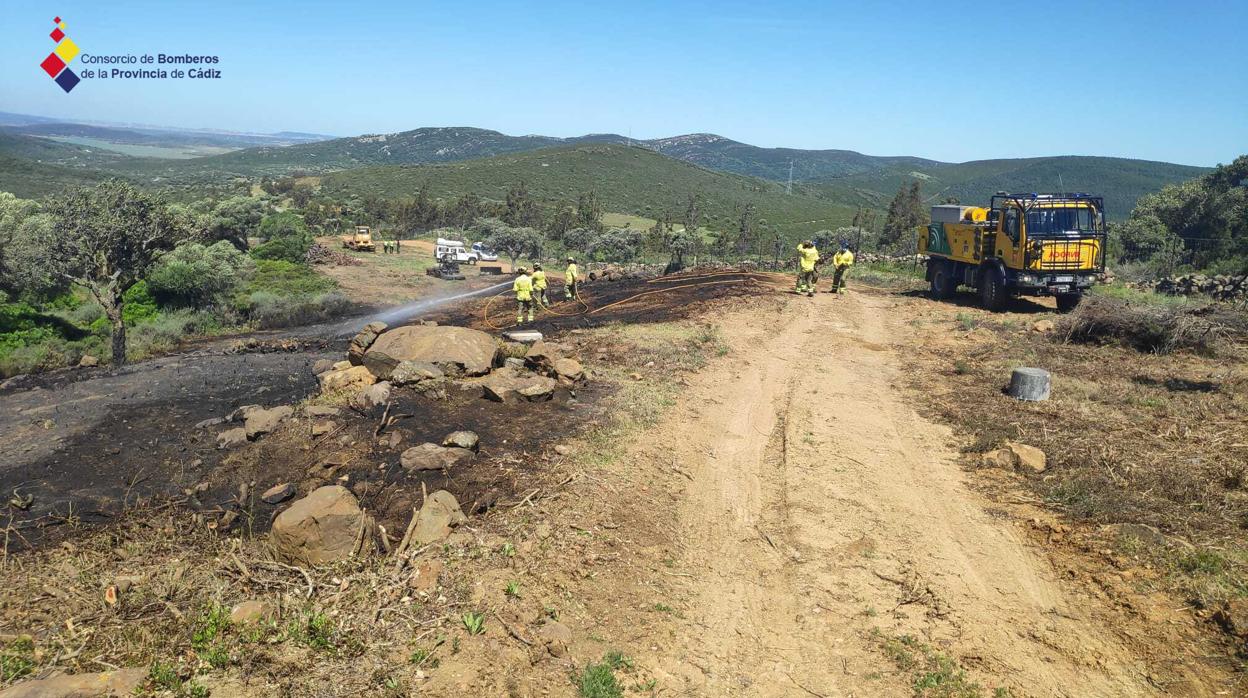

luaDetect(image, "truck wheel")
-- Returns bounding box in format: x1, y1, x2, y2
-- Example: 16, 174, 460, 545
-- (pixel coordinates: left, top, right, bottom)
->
929, 261, 956, 300
1055, 293, 1082, 313
979, 269, 1008, 311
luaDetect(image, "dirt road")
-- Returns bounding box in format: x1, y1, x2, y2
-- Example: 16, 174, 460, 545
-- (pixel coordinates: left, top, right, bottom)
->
633, 289, 1162, 696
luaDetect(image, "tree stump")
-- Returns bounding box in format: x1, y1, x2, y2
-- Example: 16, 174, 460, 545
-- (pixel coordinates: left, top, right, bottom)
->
1008, 367, 1051, 401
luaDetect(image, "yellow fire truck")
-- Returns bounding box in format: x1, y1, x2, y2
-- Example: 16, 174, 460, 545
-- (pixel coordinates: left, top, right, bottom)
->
918, 193, 1106, 311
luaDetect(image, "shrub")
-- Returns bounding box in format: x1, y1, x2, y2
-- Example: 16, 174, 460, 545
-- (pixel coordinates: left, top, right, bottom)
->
245, 259, 336, 296
1057, 295, 1231, 354
148, 240, 254, 307
245, 291, 351, 329
251, 234, 312, 263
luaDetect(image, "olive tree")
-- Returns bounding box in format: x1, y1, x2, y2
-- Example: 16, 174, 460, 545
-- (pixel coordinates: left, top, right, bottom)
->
474, 217, 545, 268
37, 180, 192, 366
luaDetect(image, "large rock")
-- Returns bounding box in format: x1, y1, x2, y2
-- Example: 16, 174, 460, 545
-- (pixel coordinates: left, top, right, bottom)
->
480, 369, 563, 404
349, 381, 391, 414
216, 427, 247, 450
348, 321, 388, 366
271, 486, 367, 566
524, 340, 562, 372
390, 360, 444, 386
245, 406, 294, 440
0, 669, 145, 697
363, 325, 499, 379
411, 490, 467, 546
553, 357, 584, 382
442, 430, 480, 452
400, 443, 475, 471
319, 365, 377, 392
982, 441, 1048, 473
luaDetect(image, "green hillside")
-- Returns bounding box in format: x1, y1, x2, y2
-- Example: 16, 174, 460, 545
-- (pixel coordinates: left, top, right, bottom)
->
318, 144, 858, 237
0, 153, 112, 198
647, 133, 942, 181
0, 133, 136, 169
808, 156, 1209, 219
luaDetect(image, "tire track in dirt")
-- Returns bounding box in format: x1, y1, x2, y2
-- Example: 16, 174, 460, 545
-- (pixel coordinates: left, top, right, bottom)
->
637, 289, 1157, 696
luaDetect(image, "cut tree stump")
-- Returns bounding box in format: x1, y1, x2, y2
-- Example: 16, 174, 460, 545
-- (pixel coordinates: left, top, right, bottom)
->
1008, 367, 1051, 401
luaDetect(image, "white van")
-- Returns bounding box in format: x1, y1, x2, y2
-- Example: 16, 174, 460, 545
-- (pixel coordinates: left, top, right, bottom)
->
434, 237, 479, 264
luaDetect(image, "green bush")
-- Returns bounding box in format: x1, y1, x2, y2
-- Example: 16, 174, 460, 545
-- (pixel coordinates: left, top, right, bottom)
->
148, 240, 254, 307
244, 259, 336, 296
245, 291, 351, 329
251, 211, 312, 263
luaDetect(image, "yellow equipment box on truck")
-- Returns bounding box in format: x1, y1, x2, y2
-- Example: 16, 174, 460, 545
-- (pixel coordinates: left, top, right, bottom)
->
918, 192, 1106, 312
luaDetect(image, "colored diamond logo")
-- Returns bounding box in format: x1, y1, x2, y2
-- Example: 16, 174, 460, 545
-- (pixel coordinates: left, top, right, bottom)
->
40, 52, 65, 77
50, 27, 64, 42
54, 68, 81, 93
54, 37, 79, 63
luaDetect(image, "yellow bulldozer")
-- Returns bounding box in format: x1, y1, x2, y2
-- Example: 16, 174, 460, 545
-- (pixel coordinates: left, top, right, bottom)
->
341, 225, 376, 252
918, 193, 1106, 312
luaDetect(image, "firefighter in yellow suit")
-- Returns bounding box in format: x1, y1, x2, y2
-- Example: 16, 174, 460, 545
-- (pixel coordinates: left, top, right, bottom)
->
513, 267, 534, 323
564, 258, 580, 300
531, 263, 549, 307
830, 244, 855, 294
795, 241, 819, 297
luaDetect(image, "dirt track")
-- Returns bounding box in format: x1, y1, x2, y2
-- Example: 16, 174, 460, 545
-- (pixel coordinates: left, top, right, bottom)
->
619, 289, 1175, 696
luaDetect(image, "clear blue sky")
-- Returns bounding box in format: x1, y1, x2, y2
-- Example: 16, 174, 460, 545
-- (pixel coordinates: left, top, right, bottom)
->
2, 0, 1244, 166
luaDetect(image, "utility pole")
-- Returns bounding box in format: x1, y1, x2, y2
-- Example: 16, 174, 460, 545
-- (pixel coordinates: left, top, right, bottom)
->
785, 159, 794, 196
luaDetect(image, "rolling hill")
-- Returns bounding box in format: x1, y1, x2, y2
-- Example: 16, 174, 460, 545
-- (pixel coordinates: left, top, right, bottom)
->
0, 153, 111, 198
318, 143, 859, 237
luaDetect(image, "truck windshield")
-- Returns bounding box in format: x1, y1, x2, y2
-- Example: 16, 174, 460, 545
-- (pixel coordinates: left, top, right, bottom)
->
1025, 207, 1101, 237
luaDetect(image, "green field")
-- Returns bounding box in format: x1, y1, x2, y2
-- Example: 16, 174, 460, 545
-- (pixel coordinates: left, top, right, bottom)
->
48, 136, 235, 160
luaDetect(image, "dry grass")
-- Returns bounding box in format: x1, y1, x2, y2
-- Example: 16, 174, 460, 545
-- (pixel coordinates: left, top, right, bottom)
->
910, 298, 1248, 632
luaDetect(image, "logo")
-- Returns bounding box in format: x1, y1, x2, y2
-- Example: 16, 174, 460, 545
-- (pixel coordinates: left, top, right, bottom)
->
40, 16, 81, 93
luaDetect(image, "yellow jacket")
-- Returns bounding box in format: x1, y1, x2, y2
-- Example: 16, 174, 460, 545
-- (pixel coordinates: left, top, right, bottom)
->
513, 274, 533, 301
833, 250, 854, 268
565, 264, 578, 284
532, 270, 547, 290
797, 245, 819, 272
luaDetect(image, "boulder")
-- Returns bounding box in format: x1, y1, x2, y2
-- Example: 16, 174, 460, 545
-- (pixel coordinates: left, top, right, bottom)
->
229, 600, 274, 625
363, 325, 499, 379
0, 669, 145, 697
304, 405, 341, 417
400, 443, 475, 471
411, 490, 467, 546
504, 357, 526, 370
195, 416, 226, 429
319, 365, 377, 392
1031, 319, 1056, 333
349, 381, 391, 414
311, 421, 337, 437
261, 483, 295, 504
216, 427, 247, 450
78, 354, 100, 368
311, 359, 335, 375
481, 369, 562, 404
348, 321, 388, 366
245, 406, 294, 440
982, 442, 1047, 473
227, 404, 262, 422
271, 486, 368, 566
442, 430, 480, 452
390, 360, 444, 386
553, 358, 584, 382
524, 340, 562, 372
502, 330, 544, 344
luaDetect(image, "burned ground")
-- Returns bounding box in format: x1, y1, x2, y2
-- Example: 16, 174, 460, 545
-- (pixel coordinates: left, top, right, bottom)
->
0, 270, 773, 553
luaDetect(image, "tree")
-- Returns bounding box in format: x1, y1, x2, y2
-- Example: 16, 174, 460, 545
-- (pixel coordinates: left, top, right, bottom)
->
147, 240, 255, 307
0, 193, 58, 296
562, 227, 596, 255
37, 180, 192, 366
546, 202, 576, 241
450, 193, 485, 229
474, 218, 545, 268
683, 193, 702, 240
204, 196, 267, 249
880, 181, 927, 252
251, 212, 312, 263
504, 181, 543, 229
734, 202, 756, 255
588, 228, 643, 262
664, 227, 702, 267
576, 190, 604, 232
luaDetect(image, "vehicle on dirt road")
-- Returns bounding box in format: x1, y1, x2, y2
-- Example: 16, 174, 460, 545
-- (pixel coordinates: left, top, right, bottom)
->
435, 237, 480, 264
342, 225, 377, 252
918, 193, 1106, 312
471, 242, 499, 262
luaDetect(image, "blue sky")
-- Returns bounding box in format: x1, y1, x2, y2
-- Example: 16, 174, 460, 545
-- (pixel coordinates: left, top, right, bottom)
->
1, 0, 1244, 165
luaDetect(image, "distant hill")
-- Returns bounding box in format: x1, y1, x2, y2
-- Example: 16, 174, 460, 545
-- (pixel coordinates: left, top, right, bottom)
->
0, 153, 111, 198
318, 143, 859, 237
0, 133, 136, 169
646, 133, 942, 181
805, 156, 1209, 219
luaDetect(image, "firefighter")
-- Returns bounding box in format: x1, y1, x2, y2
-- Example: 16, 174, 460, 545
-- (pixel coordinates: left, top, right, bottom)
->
795, 241, 819, 297
830, 242, 855, 294
564, 257, 580, 300
513, 267, 534, 324
531, 263, 549, 306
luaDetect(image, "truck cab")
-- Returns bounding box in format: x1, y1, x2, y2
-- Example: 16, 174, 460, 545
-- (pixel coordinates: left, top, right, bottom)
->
919, 193, 1106, 311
